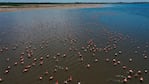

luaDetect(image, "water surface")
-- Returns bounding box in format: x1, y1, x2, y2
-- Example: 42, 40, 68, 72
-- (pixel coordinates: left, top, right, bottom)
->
0, 4, 149, 84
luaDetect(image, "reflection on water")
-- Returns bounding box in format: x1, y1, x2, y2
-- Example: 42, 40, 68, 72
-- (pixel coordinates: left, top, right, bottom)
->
0, 4, 149, 84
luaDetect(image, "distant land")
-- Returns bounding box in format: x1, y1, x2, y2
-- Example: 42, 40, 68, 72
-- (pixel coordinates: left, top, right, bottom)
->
0, 2, 148, 7
0, 2, 102, 12
0, 2, 148, 12
0, 2, 149, 5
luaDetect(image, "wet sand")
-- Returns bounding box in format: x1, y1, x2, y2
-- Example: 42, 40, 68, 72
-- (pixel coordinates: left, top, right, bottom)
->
0, 4, 102, 12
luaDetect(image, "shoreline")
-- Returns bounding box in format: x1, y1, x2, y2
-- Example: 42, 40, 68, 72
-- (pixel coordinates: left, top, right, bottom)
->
0, 4, 102, 12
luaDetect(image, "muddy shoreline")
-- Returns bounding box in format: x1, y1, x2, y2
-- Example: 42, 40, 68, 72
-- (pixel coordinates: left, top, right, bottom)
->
0, 4, 102, 12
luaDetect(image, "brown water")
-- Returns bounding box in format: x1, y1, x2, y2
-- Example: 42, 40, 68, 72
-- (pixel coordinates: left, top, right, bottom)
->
0, 4, 149, 84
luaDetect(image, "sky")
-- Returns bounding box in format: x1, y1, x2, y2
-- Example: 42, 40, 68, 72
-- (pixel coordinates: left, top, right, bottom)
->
0, 0, 149, 2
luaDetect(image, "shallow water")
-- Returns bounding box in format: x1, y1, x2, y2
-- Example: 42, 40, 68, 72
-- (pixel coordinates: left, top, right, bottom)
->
0, 4, 149, 84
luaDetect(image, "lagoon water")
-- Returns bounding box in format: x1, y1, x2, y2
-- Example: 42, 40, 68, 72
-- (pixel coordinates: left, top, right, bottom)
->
0, 4, 149, 84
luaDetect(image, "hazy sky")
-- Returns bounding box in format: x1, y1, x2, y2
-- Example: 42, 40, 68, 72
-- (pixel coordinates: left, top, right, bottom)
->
0, 0, 149, 2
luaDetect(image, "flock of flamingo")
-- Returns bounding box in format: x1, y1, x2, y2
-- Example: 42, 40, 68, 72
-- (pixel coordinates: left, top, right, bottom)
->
0, 28, 148, 84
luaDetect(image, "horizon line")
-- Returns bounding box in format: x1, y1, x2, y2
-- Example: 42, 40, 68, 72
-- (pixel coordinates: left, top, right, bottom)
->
0, 1, 149, 3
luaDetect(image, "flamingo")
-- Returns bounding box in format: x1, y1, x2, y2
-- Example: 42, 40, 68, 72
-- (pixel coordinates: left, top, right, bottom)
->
139, 77, 144, 82
68, 75, 72, 81
39, 76, 43, 80
0, 78, 3, 82
5, 70, 9, 74
123, 78, 128, 83
56, 80, 59, 84
49, 76, 53, 80
122, 65, 127, 69
144, 69, 148, 73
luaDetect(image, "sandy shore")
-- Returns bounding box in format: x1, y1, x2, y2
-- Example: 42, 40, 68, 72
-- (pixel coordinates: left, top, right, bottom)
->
0, 4, 102, 12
